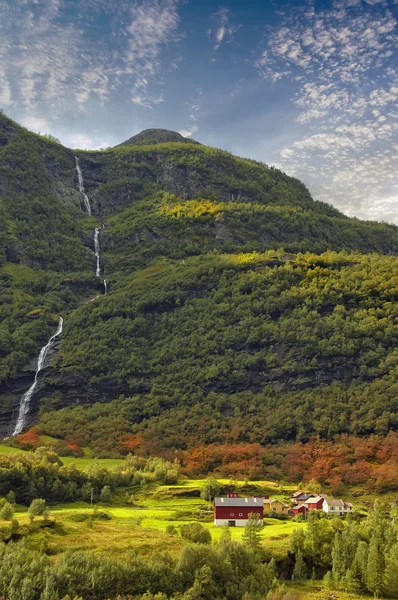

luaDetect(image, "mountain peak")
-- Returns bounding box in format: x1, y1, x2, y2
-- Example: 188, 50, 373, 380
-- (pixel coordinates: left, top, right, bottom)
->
116, 128, 200, 148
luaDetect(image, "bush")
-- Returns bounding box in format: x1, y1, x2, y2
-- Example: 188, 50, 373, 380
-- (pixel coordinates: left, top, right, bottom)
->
179, 522, 211, 544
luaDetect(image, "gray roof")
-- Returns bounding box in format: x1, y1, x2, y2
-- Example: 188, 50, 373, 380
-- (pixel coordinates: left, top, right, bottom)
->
325, 498, 345, 507
214, 497, 264, 507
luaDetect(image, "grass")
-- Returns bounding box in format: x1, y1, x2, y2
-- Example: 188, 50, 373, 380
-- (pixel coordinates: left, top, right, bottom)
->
0, 444, 21, 455
288, 581, 397, 600
60, 456, 124, 468
9, 483, 306, 560
0, 444, 124, 468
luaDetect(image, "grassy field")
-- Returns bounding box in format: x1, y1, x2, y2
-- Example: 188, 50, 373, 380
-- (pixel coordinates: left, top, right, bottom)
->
10, 492, 306, 559
0, 444, 124, 469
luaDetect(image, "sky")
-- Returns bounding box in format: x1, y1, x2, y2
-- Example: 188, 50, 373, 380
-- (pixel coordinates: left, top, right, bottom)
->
0, 0, 397, 224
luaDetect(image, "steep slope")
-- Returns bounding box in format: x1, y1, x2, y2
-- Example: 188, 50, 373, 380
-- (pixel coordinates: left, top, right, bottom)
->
38, 250, 398, 454
0, 112, 397, 447
0, 115, 99, 433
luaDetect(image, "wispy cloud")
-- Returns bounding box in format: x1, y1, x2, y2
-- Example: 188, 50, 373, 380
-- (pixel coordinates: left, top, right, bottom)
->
209, 8, 240, 51
126, 0, 181, 107
0, 0, 182, 118
255, 0, 398, 223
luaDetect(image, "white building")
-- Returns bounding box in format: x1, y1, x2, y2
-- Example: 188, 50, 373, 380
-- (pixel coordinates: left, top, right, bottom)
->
322, 498, 353, 515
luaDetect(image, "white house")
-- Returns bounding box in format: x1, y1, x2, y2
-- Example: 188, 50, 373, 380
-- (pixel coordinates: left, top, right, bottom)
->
322, 498, 353, 515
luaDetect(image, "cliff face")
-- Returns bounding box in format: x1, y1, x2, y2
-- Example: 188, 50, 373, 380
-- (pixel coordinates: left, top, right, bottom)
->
1, 114, 398, 443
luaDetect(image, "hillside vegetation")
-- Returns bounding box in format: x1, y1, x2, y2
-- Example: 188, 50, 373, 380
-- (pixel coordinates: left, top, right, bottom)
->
0, 112, 397, 467
38, 251, 398, 453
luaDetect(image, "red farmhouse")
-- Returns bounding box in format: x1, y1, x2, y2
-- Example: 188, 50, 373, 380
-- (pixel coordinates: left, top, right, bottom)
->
214, 497, 264, 527
291, 504, 308, 516
305, 496, 324, 510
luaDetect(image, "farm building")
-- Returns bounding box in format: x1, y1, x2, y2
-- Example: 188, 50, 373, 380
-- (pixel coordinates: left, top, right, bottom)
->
264, 498, 290, 514
303, 496, 325, 510
291, 492, 315, 505
323, 498, 353, 515
290, 504, 308, 516
214, 497, 264, 526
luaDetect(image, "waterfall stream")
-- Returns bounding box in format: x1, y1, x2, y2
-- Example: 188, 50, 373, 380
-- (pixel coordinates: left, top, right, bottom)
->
12, 317, 63, 437
94, 228, 101, 277
74, 159, 108, 292
75, 156, 92, 215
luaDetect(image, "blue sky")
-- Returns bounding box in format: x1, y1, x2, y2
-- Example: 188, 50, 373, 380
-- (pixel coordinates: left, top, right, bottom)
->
0, 0, 397, 223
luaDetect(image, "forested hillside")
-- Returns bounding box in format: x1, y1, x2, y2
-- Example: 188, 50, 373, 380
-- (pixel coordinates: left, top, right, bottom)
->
0, 112, 397, 464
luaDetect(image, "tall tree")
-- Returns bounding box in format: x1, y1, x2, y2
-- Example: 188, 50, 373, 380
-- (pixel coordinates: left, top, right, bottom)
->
293, 550, 307, 581
242, 512, 263, 552
366, 532, 385, 597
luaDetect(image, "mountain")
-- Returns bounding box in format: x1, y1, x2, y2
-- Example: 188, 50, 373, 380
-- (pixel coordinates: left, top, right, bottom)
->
0, 112, 397, 454
116, 128, 201, 147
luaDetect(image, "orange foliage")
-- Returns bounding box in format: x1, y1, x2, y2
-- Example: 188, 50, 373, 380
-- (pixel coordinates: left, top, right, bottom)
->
181, 432, 398, 493
119, 434, 145, 454
13, 428, 41, 450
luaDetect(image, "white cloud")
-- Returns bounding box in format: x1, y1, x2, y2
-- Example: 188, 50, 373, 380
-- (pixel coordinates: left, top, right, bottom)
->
255, 0, 398, 223
20, 115, 51, 133
178, 121, 198, 138
126, 0, 181, 104
0, 0, 182, 117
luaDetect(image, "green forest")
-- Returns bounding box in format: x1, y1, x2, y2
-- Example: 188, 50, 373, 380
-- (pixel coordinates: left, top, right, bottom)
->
0, 112, 397, 463
37, 250, 398, 454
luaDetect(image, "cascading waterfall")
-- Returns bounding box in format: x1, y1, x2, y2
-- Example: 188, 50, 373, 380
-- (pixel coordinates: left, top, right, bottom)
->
75, 156, 92, 216
12, 317, 63, 437
74, 159, 108, 293
94, 228, 101, 277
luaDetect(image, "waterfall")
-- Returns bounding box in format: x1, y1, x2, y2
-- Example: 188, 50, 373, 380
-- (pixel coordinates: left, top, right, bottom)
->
74, 160, 108, 293
75, 156, 91, 216
12, 317, 63, 437
94, 228, 101, 277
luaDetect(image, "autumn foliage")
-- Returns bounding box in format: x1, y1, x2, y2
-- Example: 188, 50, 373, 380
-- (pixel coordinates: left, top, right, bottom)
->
181, 432, 398, 492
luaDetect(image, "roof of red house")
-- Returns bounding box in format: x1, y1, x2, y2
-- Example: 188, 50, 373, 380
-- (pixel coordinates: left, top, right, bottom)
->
305, 496, 324, 503
295, 493, 315, 501
292, 503, 308, 510
214, 497, 264, 507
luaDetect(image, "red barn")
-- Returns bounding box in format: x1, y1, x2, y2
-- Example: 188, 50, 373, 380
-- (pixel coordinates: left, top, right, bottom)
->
214, 497, 264, 526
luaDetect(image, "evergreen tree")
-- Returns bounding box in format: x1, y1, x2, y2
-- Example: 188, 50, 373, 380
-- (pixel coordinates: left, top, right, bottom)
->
331, 532, 345, 584
0, 501, 14, 521
242, 512, 263, 552
323, 571, 333, 590
352, 541, 368, 588
366, 533, 385, 597
100, 485, 112, 503
5, 491, 15, 505
342, 568, 361, 593
293, 549, 307, 581
383, 543, 398, 599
